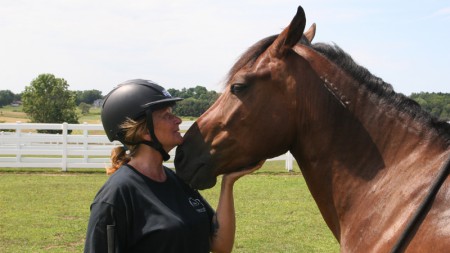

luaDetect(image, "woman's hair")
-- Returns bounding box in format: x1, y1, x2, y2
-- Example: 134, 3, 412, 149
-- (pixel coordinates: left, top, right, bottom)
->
106, 117, 148, 175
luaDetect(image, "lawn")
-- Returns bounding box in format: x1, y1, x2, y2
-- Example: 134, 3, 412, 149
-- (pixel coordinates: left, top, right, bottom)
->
0, 105, 196, 124
0, 105, 29, 123
0, 164, 339, 253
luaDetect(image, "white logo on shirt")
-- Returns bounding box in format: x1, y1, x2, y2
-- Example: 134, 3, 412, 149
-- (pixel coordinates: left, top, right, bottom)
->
188, 197, 206, 213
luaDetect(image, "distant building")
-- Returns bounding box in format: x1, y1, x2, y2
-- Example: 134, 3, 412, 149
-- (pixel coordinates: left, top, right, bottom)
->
10, 101, 22, 107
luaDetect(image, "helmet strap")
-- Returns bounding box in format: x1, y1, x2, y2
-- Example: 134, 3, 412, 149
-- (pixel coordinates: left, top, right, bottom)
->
144, 109, 171, 161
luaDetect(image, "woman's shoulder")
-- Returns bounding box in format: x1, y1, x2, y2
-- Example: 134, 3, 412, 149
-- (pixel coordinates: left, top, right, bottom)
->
93, 165, 141, 203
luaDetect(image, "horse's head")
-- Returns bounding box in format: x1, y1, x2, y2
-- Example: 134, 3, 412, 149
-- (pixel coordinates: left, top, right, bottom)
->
175, 6, 316, 189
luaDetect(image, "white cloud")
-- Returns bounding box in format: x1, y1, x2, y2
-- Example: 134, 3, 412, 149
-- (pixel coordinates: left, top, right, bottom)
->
431, 7, 450, 18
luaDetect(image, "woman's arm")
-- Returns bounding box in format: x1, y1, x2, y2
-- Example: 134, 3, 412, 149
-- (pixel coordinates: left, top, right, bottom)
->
209, 161, 265, 253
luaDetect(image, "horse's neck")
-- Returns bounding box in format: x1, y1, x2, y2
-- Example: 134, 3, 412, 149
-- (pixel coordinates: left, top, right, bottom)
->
290, 48, 449, 247
292, 85, 448, 248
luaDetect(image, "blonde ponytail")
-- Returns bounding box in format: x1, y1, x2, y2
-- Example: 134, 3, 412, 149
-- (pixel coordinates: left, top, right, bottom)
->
106, 117, 147, 175
106, 146, 130, 175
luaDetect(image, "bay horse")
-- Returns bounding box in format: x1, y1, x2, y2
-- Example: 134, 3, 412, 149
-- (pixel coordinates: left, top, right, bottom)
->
175, 6, 450, 252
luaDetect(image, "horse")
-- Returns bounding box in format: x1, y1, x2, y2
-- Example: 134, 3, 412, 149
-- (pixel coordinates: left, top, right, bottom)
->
174, 6, 450, 252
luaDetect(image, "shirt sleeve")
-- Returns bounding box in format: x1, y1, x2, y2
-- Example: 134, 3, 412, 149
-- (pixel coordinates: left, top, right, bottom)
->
84, 202, 127, 253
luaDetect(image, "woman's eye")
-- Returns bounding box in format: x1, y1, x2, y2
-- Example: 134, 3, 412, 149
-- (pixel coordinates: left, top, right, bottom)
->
167, 114, 176, 120
230, 83, 248, 94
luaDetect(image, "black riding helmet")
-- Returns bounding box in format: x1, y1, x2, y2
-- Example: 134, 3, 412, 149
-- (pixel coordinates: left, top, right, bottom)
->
101, 79, 183, 161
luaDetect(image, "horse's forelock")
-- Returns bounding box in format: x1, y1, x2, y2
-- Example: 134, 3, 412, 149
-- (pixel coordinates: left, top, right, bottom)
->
224, 34, 314, 89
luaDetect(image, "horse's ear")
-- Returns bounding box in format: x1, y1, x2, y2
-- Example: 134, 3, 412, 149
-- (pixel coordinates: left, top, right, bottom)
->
304, 23, 316, 43
270, 6, 306, 57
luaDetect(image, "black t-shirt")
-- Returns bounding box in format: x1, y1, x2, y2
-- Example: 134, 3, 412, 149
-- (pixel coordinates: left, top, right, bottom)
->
84, 165, 215, 253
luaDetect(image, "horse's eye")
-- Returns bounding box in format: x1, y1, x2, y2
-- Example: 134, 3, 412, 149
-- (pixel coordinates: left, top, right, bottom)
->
230, 83, 248, 94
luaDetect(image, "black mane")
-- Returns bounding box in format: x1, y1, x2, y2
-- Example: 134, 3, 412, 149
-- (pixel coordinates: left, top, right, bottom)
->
312, 43, 450, 144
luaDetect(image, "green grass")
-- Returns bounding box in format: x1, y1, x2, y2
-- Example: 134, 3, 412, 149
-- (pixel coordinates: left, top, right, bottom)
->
0, 173, 105, 252
0, 105, 28, 123
78, 107, 102, 124
206, 174, 339, 252
0, 105, 104, 124
0, 105, 198, 124
0, 162, 339, 253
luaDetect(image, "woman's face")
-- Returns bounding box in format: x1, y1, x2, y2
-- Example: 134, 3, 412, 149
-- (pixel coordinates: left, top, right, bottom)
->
152, 107, 183, 152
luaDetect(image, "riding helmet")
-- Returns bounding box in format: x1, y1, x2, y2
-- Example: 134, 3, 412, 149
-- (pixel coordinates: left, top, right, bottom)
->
101, 79, 183, 159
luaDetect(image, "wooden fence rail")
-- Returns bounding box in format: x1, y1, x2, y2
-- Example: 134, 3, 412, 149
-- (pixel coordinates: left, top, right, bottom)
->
0, 122, 293, 171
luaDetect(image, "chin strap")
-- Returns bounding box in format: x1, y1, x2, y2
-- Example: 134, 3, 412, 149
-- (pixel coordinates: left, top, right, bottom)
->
139, 140, 170, 161
144, 109, 170, 161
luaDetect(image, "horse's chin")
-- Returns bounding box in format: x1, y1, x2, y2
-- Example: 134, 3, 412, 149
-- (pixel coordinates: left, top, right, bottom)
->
187, 165, 217, 190
175, 160, 217, 190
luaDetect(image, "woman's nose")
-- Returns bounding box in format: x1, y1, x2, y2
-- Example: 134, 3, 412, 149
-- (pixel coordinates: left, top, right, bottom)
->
175, 116, 182, 125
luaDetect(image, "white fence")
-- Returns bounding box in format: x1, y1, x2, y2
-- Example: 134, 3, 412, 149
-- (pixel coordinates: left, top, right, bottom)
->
0, 122, 294, 171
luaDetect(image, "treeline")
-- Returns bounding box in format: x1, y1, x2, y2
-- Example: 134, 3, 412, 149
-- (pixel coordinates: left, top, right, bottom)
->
1, 74, 448, 121
0, 90, 21, 107
168, 86, 219, 117
0, 84, 219, 118
410, 92, 450, 121
0, 74, 222, 133
0, 73, 220, 119
0, 89, 103, 107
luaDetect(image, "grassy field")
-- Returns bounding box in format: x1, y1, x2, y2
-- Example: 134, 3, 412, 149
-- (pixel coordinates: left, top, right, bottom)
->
0, 162, 339, 253
0, 105, 29, 123
0, 105, 103, 124
0, 105, 197, 124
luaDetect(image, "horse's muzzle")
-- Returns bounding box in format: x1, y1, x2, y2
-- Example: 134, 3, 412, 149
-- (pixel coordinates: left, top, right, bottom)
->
174, 143, 217, 190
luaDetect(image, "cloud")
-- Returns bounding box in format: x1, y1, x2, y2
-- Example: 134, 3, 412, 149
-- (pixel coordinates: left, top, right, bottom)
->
432, 7, 450, 18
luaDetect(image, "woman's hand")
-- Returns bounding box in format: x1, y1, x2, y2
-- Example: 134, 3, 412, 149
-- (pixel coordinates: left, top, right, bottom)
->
222, 160, 265, 185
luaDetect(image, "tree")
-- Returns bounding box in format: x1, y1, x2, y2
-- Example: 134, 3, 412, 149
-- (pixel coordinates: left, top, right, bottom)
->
22, 74, 78, 129
168, 86, 220, 117
79, 102, 91, 115
75, 89, 103, 105
0, 90, 15, 107
410, 92, 450, 121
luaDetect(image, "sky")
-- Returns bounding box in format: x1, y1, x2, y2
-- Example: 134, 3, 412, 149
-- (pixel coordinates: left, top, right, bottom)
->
1, 0, 449, 96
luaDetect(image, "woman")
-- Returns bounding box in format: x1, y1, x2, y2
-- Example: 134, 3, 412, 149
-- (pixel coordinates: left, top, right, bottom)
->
84, 79, 261, 253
